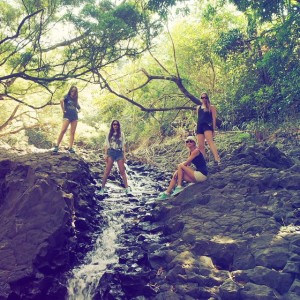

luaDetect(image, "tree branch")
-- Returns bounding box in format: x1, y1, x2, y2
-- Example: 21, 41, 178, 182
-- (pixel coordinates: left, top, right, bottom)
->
100, 72, 195, 112
0, 105, 20, 131
166, 23, 180, 77
128, 68, 201, 105
0, 9, 44, 46
0, 124, 40, 137
41, 30, 91, 52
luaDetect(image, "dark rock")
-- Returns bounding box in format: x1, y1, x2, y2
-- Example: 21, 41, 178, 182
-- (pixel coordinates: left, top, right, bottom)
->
240, 282, 279, 299
219, 279, 241, 300
0, 151, 99, 299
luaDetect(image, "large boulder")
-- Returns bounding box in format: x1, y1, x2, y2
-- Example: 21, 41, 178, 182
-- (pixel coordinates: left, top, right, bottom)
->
0, 151, 97, 300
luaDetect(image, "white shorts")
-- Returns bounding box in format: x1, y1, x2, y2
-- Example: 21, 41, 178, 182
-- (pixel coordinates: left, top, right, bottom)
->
194, 171, 207, 182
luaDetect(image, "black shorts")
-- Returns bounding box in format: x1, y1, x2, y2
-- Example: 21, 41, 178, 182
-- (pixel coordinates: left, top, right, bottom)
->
196, 123, 213, 134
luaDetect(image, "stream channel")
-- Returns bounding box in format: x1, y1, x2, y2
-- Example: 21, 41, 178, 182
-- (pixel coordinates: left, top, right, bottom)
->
66, 161, 166, 300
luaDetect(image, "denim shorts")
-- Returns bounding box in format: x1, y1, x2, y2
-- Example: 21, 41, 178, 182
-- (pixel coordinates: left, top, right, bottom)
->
108, 149, 124, 161
63, 111, 78, 122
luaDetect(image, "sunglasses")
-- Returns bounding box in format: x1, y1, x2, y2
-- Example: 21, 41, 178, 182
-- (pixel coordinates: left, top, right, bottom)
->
113, 123, 119, 126
186, 140, 194, 143
201, 96, 208, 99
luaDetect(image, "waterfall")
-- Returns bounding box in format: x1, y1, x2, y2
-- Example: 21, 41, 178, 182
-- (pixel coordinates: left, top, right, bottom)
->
67, 189, 125, 300
67, 164, 159, 299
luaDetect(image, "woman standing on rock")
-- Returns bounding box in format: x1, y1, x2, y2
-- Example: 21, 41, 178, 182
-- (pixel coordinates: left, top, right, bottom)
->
158, 136, 208, 200
52, 86, 80, 154
99, 120, 132, 195
196, 92, 221, 165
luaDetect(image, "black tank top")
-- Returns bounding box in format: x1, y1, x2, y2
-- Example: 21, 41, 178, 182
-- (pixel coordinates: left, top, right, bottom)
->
191, 151, 208, 176
197, 106, 212, 125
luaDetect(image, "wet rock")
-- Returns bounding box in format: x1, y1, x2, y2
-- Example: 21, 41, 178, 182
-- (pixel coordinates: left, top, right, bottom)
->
240, 282, 279, 299
140, 144, 300, 300
1, 142, 299, 300
219, 279, 241, 300
0, 151, 99, 299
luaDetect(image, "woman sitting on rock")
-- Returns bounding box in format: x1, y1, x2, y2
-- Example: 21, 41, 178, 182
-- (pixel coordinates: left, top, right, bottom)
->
158, 136, 208, 200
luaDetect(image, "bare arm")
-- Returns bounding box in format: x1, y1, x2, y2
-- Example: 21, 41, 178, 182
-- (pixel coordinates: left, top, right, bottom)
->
60, 99, 65, 112
122, 132, 126, 161
211, 105, 217, 131
104, 145, 108, 162
182, 148, 201, 166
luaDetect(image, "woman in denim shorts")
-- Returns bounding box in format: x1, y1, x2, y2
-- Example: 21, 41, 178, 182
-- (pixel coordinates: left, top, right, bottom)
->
99, 120, 131, 195
52, 86, 80, 154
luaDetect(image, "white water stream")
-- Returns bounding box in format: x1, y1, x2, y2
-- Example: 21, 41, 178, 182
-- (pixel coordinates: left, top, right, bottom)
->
67, 165, 159, 300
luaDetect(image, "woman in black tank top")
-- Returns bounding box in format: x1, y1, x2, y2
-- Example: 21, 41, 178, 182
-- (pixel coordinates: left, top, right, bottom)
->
157, 136, 208, 200
196, 92, 221, 165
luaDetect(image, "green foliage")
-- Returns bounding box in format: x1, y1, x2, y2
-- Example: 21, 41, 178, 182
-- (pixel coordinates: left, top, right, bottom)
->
1, 0, 299, 150
229, 0, 287, 22
147, 0, 188, 17
236, 131, 252, 143
214, 29, 245, 59
25, 128, 52, 148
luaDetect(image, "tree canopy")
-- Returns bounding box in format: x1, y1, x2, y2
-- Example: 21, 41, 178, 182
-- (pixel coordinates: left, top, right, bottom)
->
0, 0, 299, 146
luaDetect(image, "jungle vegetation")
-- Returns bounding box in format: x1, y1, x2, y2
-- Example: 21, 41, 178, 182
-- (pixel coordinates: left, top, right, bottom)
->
0, 0, 299, 149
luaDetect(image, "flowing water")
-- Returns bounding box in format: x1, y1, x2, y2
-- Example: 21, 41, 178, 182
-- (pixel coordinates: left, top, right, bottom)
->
67, 164, 160, 300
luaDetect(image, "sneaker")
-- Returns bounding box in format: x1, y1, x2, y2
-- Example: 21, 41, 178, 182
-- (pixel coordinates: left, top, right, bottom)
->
98, 187, 108, 196
171, 186, 184, 196
52, 146, 59, 153
214, 160, 221, 166
157, 192, 170, 200
68, 148, 75, 153
125, 186, 132, 195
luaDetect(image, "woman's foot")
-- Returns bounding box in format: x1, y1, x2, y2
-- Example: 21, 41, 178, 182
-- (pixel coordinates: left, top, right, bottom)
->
172, 186, 184, 196
125, 186, 132, 195
52, 146, 59, 153
68, 148, 75, 153
157, 192, 170, 200
98, 187, 108, 195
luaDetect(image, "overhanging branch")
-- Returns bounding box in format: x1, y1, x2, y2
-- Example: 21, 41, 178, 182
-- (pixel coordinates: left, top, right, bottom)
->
0, 9, 43, 46
100, 73, 195, 112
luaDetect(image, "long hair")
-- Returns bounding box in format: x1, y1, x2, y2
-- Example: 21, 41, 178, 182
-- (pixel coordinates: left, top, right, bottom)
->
201, 92, 211, 112
108, 120, 121, 141
67, 86, 78, 106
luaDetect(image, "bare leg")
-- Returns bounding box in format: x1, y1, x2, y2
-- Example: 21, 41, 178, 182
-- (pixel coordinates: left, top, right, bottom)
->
69, 120, 78, 149
196, 134, 206, 159
177, 164, 197, 186
166, 171, 179, 194
116, 159, 128, 188
56, 119, 70, 146
101, 157, 114, 188
204, 130, 220, 162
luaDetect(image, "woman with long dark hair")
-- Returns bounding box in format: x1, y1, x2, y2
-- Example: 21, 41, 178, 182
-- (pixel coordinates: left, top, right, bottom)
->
196, 92, 221, 165
99, 120, 131, 195
53, 86, 80, 153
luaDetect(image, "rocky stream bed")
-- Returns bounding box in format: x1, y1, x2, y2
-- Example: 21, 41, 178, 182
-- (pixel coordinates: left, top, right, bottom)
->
0, 141, 300, 300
